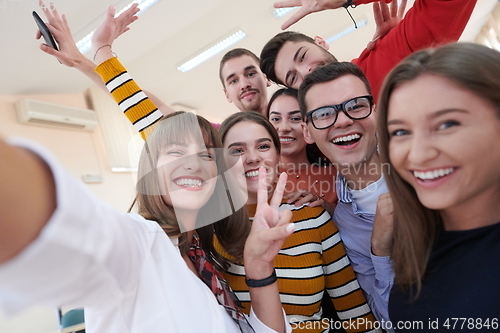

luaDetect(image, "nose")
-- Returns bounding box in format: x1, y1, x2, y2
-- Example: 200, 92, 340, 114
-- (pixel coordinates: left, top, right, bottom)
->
183, 153, 202, 172
407, 134, 438, 165
239, 75, 251, 90
333, 109, 354, 129
244, 148, 261, 165
277, 118, 291, 133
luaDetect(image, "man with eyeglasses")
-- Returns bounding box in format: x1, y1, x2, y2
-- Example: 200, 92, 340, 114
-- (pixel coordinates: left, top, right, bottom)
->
298, 61, 394, 328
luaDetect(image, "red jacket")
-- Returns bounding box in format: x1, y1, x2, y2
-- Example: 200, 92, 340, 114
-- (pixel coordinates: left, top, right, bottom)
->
352, 0, 477, 99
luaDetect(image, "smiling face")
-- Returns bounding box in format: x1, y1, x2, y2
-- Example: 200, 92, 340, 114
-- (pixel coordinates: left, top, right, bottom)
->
222, 55, 270, 114
268, 94, 307, 158
275, 41, 336, 89
223, 121, 280, 204
388, 74, 500, 215
303, 74, 378, 172
156, 137, 218, 217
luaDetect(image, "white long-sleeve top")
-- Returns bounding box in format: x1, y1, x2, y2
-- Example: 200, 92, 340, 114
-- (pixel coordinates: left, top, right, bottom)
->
0, 139, 290, 333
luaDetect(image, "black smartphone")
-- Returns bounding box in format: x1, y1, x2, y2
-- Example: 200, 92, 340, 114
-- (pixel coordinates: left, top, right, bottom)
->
33, 11, 59, 51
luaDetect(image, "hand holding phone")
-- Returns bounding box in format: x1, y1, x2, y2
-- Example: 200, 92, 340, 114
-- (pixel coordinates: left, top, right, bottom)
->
33, 11, 59, 51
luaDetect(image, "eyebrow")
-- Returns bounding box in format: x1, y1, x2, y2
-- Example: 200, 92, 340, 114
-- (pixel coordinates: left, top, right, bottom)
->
387, 108, 469, 126
227, 137, 272, 149
225, 65, 258, 83
169, 141, 214, 150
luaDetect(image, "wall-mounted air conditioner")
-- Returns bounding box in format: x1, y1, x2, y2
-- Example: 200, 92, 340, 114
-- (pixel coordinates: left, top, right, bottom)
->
16, 98, 98, 131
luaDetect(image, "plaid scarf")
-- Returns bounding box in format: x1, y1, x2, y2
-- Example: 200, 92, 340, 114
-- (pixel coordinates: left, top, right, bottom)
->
187, 235, 255, 333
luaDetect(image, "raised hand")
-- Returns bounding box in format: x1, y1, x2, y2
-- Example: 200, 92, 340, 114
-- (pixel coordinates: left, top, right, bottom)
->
274, 0, 347, 30
36, 0, 86, 67
91, 4, 139, 52
244, 167, 294, 268
367, 0, 407, 50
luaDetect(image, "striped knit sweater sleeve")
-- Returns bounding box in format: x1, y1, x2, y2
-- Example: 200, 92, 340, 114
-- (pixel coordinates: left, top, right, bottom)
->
95, 57, 163, 140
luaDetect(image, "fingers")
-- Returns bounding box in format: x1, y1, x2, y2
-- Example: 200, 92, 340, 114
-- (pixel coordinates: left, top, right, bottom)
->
270, 172, 287, 210
259, 217, 294, 244
379, 1, 390, 21
398, 0, 407, 19
281, 8, 308, 30
274, 0, 301, 8
257, 167, 269, 206
35, 29, 42, 39
372, 2, 383, 27
390, 0, 398, 18
39, 43, 60, 57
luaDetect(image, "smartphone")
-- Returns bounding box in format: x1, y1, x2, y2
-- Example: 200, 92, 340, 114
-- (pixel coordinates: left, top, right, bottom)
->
33, 11, 59, 51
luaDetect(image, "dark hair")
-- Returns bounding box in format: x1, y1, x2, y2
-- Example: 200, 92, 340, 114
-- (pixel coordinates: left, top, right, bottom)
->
298, 62, 372, 118
133, 111, 250, 270
377, 42, 500, 297
266, 87, 299, 118
219, 111, 281, 155
260, 32, 317, 86
219, 48, 261, 87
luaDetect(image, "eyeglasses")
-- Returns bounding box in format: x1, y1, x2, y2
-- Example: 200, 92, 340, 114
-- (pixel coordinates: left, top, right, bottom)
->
305, 95, 374, 130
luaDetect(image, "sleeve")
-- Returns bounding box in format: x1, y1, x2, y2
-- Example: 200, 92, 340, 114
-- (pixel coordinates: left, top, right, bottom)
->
95, 57, 163, 140
248, 308, 292, 333
352, 0, 478, 98
0, 138, 158, 314
369, 253, 395, 325
321, 218, 381, 333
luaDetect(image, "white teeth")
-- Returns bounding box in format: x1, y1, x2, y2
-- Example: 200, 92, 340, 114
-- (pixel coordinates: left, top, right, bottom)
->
175, 178, 203, 187
413, 168, 454, 180
332, 134, 361, 144
245, 170, 259, 178
280, 138, 295, 142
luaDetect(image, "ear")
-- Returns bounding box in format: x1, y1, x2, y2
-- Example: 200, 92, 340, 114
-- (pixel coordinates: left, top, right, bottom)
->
301, 123, 315, 144
224, 89, 233, 103
314, 36, 329, 51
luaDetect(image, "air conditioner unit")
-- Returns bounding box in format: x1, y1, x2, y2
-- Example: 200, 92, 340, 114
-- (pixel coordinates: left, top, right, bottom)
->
16, 98, 98, 131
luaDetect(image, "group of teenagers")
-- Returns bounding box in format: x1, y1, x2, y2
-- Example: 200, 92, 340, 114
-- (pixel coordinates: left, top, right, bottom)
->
1, 0, 499, 332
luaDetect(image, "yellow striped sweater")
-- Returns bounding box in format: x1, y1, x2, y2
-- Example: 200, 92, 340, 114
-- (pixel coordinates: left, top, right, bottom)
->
217, 202, 379, 333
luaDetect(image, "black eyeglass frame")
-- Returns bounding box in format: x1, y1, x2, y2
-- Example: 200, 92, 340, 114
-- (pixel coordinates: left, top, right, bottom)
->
305, 95, 374, 130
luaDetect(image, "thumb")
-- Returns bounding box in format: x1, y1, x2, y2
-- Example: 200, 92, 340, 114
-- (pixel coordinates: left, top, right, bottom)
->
40, 43, 59, 56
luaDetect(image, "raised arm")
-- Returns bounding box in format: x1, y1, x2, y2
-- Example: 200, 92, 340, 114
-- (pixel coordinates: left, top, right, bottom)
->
244, 168, 294, 333
37, 2, 174, 119
274, 0, 391, 30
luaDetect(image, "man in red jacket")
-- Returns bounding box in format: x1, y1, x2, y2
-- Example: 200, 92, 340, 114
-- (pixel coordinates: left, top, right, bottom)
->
260, 0, 478, 99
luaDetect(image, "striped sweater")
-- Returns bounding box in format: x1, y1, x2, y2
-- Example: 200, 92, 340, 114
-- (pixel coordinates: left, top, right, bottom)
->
95, 57, 162, 140
95, 58, 380, 332
217, 202, 379, 333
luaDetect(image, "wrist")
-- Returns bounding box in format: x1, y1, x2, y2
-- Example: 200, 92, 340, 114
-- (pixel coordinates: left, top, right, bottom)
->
244, 260, 274, 280
245, 269, 277, 288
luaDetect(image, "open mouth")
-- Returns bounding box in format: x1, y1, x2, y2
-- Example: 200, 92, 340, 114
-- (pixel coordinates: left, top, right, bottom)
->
413, 167, 454, 181
332, 133, 361, 146
280, 137, 296, 144
245, 170, 259, 178
174, 178, 204, 188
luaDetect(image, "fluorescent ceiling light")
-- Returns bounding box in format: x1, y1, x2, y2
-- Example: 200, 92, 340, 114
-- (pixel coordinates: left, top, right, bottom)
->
76, 0, 161, 54
273, 7, 298, 18
177, 30, 247, 73
325, 19, 368, 43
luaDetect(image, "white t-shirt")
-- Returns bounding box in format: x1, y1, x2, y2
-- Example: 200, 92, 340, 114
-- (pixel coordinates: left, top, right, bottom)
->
0, 139, 290, 333
349, 175, 388, 215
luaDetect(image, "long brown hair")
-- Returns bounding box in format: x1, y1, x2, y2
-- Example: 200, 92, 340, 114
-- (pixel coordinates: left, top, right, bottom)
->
132, 111, 250, 270
377, 42, 500, 297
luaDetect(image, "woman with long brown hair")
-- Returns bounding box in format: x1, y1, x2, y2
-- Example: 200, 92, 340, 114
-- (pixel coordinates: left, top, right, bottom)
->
378, 42, 500, 329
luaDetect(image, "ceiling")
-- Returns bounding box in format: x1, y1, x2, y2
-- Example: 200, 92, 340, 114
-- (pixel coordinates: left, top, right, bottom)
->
0, 0, 497, 124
